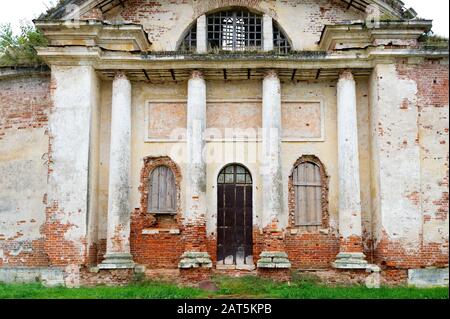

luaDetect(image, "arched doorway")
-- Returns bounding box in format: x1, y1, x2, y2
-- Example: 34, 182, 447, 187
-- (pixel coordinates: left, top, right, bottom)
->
217, 164, 253, 267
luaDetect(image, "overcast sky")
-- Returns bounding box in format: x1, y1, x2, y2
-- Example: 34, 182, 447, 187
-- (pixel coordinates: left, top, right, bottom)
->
0, 0, 448, 37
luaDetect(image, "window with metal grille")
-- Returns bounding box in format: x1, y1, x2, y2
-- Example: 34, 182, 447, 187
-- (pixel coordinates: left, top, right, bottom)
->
179, 23, 197, 52
273, 22, 291, 54
207, 9, 262, 51
148, 166, 176, 213
293, 162, 322, 226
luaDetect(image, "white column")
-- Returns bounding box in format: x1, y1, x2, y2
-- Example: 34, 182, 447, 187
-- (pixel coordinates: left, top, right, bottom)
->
186, 70, 207, 223
257, 69, 290, 269
333, 69, 367, 269
197, 15, 207, 54
179, 70, 211, 269
100, 72, 134, 269
263, 14, 274, 52
261, 70, 283, 228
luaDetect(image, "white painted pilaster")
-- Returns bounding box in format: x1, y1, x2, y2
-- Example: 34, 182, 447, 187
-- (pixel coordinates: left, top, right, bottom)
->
100, 72, 134, 269
48, 65, 100, 267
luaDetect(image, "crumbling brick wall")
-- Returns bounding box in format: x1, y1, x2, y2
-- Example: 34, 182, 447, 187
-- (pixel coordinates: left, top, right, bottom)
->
129, 156, 184, 268
105, 0, 364, 51
0, 70, 51, 267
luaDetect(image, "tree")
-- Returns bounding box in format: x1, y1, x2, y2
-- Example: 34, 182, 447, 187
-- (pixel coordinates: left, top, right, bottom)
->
0, 22, 48, 67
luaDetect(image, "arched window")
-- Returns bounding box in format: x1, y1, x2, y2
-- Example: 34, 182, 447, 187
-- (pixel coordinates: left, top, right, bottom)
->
148, 165, 176, 213
273, 22, 291, 54
179, 22, 197, 52
292, 161, 322, 226
178, 9, 291, 53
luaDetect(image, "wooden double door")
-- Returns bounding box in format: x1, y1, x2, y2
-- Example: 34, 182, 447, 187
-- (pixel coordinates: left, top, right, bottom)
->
217, 164, 253, 266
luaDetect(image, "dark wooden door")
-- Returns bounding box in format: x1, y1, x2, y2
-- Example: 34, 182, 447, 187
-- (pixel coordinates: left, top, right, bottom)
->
217, 164, 253, 266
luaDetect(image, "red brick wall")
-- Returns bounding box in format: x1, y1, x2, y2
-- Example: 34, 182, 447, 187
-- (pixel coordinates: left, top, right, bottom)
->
0, 73, 50, 140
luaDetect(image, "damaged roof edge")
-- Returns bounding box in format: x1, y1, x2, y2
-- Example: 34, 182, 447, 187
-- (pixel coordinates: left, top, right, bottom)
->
318, 20, 434, 44
34, 19, 153, 47
41, 0, 418, 20
39, 0, 86, 20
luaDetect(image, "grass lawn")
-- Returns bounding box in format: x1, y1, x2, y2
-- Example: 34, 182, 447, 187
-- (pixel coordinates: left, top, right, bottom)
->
0, 276, 448, 299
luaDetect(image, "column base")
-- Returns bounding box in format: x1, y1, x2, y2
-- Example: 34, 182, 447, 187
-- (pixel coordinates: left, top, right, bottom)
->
178, 252, 212, 269
257, 251, 291, 269
332, 252, 368, 269
98, 252, 135, 270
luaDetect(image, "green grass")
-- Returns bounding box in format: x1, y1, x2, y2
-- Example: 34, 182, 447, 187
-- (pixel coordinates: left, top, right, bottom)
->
213, 275, 449, 299
0, 276, 448, 299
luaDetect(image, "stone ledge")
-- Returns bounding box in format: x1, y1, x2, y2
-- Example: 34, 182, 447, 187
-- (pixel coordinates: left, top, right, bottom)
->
142, 228, 181, 235
408, 268, 449, 288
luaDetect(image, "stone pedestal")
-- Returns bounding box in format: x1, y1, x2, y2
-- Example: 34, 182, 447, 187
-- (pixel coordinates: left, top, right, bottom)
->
100, 72, 134, 269
333, 70, 367, 269
332, 252, 368, 269
179, 252, 213, 269
257, 252, 291, 269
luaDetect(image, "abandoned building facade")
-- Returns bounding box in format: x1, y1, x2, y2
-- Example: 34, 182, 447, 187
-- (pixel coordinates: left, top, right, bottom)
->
0, 0, 448, 287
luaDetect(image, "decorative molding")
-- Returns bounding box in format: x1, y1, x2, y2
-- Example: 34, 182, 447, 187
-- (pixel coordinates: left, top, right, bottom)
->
145, 99, 325, 143
319, 20, 433, 51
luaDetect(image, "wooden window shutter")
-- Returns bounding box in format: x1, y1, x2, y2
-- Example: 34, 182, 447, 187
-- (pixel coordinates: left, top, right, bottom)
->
293, 162, 322, 226
148, 166, 176, 213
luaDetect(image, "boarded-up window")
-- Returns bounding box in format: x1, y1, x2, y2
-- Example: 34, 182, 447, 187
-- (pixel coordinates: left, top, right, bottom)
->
293, 162, 322, 226
148, 166, 176, 213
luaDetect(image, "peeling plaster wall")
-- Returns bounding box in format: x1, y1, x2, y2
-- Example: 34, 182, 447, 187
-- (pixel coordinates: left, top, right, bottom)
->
370, 60, 449, 268
105, 0, 364, 51
0, 74, 51, 266
370, 63, 422, 248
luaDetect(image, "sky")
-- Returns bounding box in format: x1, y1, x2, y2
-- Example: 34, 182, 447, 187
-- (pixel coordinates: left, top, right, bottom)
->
0, 0, 448, 37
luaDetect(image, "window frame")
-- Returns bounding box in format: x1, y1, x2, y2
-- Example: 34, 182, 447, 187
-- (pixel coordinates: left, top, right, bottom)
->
289, 156, 329, 229
148, 165, 177, 214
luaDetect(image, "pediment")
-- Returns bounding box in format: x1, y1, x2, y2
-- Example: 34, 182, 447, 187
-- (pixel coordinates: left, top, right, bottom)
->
42, 0, 417, 21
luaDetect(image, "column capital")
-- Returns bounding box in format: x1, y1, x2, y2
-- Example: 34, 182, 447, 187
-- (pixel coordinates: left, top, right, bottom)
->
114, 71, 129, 81
338, 69, 354, 81
190, 70, 205, 80
263, 69, 279, 79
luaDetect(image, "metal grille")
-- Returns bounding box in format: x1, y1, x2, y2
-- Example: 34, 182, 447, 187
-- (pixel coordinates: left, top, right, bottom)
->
207, 10, 262, 51
273, 22, 291, 54
179, 23, 197, 52
218, 164, 253, 184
